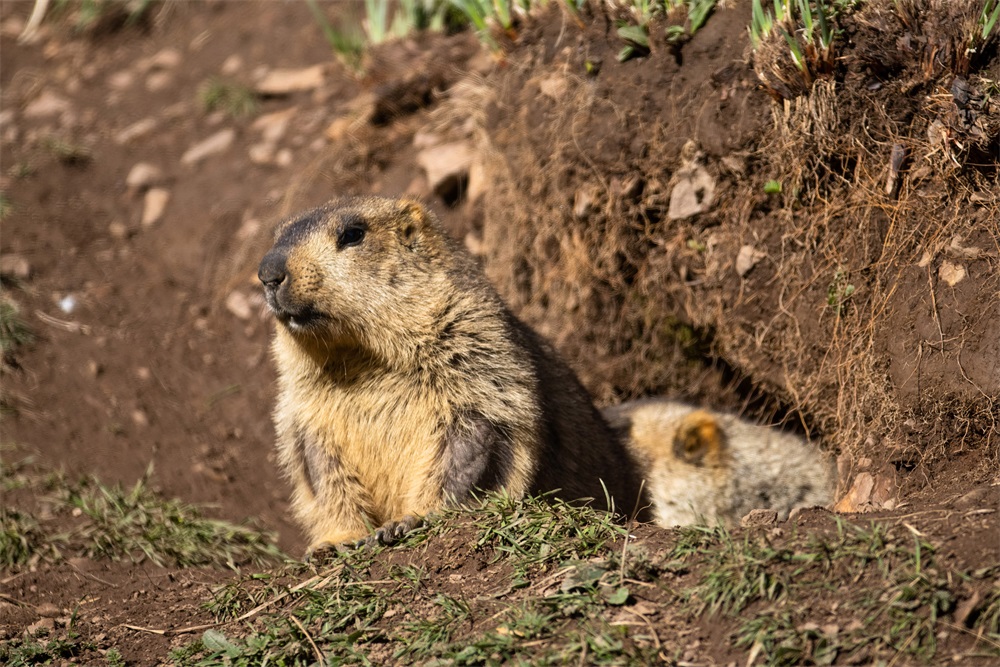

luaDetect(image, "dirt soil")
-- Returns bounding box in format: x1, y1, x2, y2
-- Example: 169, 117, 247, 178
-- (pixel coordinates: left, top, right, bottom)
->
1, 1, 998, 665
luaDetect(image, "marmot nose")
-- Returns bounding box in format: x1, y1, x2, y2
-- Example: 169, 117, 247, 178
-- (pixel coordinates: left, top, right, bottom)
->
258, 252, 287, 289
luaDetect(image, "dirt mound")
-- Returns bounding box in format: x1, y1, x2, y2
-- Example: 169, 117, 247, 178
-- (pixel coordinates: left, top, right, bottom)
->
466, 1, 999, 504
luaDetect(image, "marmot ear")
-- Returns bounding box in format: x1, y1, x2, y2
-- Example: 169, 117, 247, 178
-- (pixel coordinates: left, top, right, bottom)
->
398, 199, 429, 248
673, 410, 726, 467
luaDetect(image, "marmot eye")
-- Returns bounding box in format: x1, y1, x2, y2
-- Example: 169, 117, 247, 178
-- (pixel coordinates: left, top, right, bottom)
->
338, 226, 366, 248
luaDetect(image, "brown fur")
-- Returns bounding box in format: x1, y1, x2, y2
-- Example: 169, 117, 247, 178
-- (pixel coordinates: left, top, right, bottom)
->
260, 197, 649, 550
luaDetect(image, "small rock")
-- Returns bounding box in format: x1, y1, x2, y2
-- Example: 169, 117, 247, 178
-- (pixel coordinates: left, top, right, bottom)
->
668, 163, 716, 220
141, 188, 170, 228
36, 603, 61, 618
115, 117, 158, 145
834, 472, 874, 513
181, 129, 236, 165
145, 71, 172, 92
131, 409, 149, 427
954, 487, 988, 510
136, 367, 151, 381
939, 260, 966, 286
538, 75, 568, 101
226, 290, 253, 320
24, 90, 70, 118
26, 617, 55, 635
917, 250, 933, 268
221, 54, 243, 75
108, 221, 129, 239
947, 235, 982, 260
416, 141, 474, 202
255, 65, 325, 95
252, 107, 296, 143
0, 254, 31, 280
147, 47, 181, 70
740, 508, 778, 528
275, 148, 293, 167
835, 469, 896, 514
248, 142, 276, 165
125, 163, 164, 191
735, 245, 765, 277
107, 70, 135, 90
87, 360, 102, 377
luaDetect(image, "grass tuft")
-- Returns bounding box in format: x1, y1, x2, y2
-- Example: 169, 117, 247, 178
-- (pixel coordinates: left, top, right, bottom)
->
61, 472, 284, 568
198, 77, 259, 119
0, 299, 34, 356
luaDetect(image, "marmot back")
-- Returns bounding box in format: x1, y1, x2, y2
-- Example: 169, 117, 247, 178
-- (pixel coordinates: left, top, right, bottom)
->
260, 196, 649, 550
605, 398, 834, 526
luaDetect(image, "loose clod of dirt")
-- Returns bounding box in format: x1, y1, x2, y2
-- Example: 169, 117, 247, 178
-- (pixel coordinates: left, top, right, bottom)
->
1, 1, 998, 665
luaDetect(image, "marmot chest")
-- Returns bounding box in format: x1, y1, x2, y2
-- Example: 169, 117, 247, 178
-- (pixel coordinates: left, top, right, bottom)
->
290, 372, 449, 512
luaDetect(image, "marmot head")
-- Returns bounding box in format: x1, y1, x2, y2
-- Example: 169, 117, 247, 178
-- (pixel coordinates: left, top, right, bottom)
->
259, 197, 454, 356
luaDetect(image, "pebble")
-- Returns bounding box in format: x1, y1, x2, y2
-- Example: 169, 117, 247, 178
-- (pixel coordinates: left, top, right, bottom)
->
36, 602, 61, 618
131, 409, 149, 427
735, 245, 766, 277
107, 70, 135, 90
24, 90, 70, 118
252, 107, 296, 143
147, 47, 181, 70
181, 129, 235, 164
221, 54, 243, 75
740, 508, 778, 528
125, 162, 164, 191
115, 117, 158, 145
248, 142, 275, 165
145, 71, 172, 92
225, 290, 253, 320
255, 65, 325, 95
668, 163, 716, 220
0, 254, 31, 280
108, 220, 129, 239
275, 148, 293, 167
26, 618, 55, 635
939, 260, 966, 286
141, 188, 170, 227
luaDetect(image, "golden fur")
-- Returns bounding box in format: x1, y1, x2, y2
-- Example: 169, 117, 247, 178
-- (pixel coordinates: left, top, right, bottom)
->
261, 197, 647, 550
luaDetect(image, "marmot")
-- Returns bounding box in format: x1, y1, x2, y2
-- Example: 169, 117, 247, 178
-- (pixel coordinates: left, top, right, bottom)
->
604, 399, 834, 527
259, 196, 650, 551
